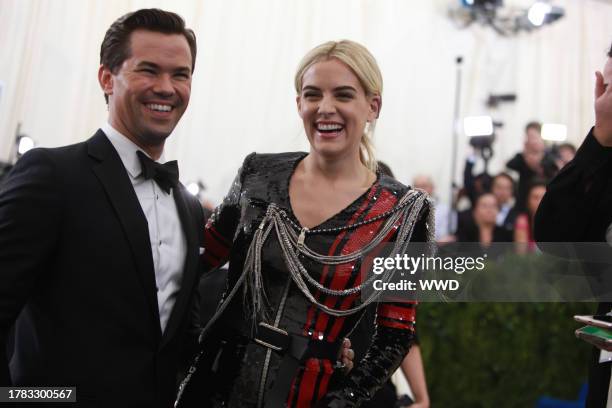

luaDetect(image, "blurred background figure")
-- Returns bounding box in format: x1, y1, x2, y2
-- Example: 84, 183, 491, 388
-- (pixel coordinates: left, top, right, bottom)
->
514, 179, 547, 254
456, 192, 512, 246
491, 172, 517, 236
462, 152, 493, 208
506, 121, 545, 212
413, 174, 454, 243
555, 142, 576, 169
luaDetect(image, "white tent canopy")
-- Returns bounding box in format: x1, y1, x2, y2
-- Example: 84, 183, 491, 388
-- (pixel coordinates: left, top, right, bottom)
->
1, 0, 611, 204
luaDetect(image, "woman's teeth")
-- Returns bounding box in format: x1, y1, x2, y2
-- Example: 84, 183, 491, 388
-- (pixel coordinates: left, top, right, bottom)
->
316, 123, 343, 132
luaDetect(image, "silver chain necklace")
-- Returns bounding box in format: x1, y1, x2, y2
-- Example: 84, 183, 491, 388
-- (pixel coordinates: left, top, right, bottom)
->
243, 189, 434, 320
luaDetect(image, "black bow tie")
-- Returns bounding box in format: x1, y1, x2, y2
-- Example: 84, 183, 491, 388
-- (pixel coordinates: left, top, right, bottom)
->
136, 151, 179, 194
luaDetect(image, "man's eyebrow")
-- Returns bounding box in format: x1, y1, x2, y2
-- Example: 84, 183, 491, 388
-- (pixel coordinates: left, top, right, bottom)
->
136, 61, 160, 69
174, 66, 191, 74
136, 61, 191, 73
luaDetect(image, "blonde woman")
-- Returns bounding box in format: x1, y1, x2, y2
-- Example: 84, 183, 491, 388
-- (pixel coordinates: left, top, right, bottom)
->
177, 40, 433, 407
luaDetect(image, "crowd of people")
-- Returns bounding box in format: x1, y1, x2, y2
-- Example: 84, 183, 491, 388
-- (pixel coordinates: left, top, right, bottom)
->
412, 121, 576, 253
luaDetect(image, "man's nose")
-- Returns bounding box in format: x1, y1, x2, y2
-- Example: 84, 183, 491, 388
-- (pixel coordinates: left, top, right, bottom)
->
153, 74, 175, 96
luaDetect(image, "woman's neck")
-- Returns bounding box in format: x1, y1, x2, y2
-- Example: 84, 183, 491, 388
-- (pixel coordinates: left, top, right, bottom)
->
304, 150, 374, 187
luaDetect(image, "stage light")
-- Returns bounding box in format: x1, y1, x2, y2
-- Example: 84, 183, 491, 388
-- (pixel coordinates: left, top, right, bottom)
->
463, 116, 494, 137
186, 182, 201, 196
541, 123, 567, 142
450, 0, 564, 35
527, 2, 551, 26
17, 136, 34, 156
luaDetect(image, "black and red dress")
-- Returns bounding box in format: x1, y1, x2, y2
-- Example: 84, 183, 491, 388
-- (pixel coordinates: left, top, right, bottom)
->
176, 152, 432, 408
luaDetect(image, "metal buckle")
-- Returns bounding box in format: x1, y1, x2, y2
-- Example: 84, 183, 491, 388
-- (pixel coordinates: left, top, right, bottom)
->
254, 322, 288, 352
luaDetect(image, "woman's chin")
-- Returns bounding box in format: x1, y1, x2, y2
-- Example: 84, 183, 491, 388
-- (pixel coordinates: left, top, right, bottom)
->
311, 144, 347, 160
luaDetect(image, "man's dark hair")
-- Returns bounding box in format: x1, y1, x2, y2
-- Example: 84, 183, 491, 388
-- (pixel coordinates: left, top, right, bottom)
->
527, 177, 548, 195
558, 142, 576, 154
608, 42, 612, 58
525, 121, 542, 134
100, 8, 197, 103
493, 172, 515, 190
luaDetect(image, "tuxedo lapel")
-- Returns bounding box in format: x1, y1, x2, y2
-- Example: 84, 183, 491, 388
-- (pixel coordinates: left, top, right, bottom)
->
161, 185, 199, 347
87, 130, 162, 337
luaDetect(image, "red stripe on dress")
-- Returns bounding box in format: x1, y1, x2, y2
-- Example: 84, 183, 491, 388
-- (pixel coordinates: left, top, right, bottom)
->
208, 225, 231, 246
376, 317, 415, 331
297, 188, 413, 406
326, 190, 399, 341
296, 189, 380, 407
295, 359, 319, 407
316, 360, 334, 401
303, 189, 375, 336
203, 228, 230, 264
311, 188, 390, 340
378, 303, 417, 321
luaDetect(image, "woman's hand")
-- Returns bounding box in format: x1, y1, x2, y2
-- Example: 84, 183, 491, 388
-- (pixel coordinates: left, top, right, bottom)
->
339, 338, 355, 373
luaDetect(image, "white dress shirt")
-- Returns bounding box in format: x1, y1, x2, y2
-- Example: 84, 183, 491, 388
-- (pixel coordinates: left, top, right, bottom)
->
102, 122, 187, 332
496, 203, 512, 227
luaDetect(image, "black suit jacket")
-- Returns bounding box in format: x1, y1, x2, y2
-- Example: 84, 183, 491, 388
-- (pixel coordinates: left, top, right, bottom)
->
0, 130, 204, 407
534, 128, 612, 408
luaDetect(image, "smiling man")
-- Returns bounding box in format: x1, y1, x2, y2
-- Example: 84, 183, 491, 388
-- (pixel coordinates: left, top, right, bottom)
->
0, 9, 205, 408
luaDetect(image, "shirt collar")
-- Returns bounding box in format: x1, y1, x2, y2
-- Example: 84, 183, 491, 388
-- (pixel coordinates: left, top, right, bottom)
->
101, 122, 166, 179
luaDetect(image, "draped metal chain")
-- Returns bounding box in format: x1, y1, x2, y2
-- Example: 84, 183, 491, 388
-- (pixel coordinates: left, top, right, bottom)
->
243, 189, 433, 320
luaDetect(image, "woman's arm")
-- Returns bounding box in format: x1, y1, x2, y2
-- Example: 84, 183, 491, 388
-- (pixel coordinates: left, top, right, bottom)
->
400, 344, 429, 408
514, 213, 529, 254
201, 153, 255, 271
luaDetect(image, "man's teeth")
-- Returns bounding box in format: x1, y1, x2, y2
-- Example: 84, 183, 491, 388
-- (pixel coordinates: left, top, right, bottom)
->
317, 123, 343, 131
146, 103, 172, 112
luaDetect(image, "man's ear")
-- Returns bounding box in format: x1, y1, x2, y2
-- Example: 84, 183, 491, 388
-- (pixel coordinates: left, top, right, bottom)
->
98, 65, 113, 100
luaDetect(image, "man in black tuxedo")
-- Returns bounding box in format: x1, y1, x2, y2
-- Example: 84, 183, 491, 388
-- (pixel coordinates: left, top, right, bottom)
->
534, 42, 612, 408
0, 9, 204, 407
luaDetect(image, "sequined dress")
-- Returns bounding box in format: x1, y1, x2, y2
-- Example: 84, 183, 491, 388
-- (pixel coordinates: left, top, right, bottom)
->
176, 152, 432, 408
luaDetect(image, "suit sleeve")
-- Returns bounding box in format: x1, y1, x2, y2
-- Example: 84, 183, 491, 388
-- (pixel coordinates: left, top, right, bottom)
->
534, 128, 612, 247
201, 153, 254, 271
318, 201, 430, 407
0, 149, 62, 385
506, 152, 524, 172
181, 196, 208, 369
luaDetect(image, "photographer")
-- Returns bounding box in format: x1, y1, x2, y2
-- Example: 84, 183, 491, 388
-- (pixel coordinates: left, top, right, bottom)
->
506, 121, 546, 212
